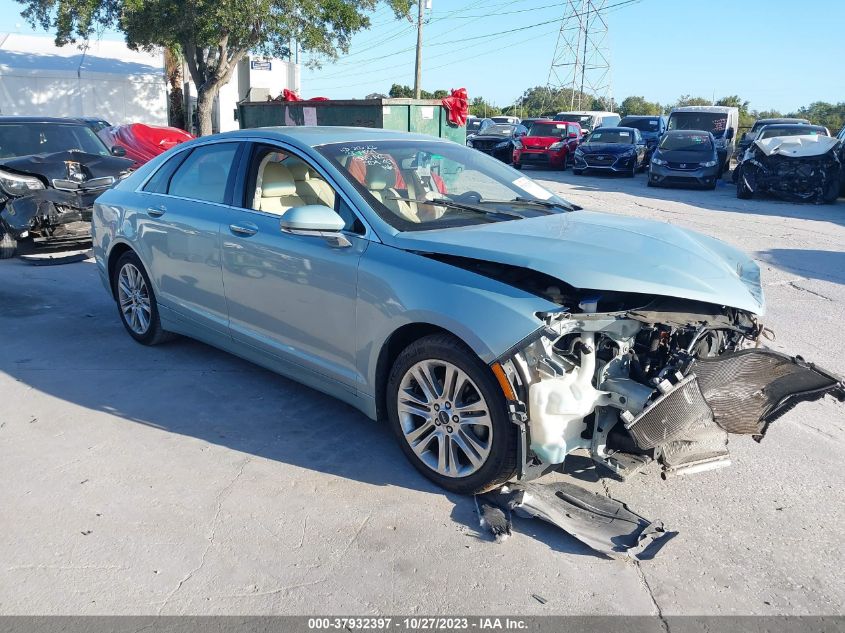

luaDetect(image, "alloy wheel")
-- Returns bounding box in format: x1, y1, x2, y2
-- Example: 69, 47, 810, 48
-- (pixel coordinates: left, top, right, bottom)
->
396, 359, 493, 478
117, 263, 152, 335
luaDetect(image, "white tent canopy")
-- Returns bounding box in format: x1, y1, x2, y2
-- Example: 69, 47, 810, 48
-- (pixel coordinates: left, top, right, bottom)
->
0, 32, 166, 125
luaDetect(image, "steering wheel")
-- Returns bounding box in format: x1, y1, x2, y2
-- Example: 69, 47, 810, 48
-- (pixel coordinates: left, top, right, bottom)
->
452, 191, 483, 204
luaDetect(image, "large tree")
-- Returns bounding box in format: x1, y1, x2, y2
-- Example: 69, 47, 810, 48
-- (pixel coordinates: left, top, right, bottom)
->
619, 95, 662, 117
18, 0, 412, 135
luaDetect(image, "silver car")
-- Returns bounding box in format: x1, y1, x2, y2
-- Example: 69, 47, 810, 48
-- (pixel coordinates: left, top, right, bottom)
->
92, 127, 843, 494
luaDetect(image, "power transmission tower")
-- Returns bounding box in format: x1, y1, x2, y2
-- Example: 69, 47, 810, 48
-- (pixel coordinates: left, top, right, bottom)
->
547, 0, 613, 112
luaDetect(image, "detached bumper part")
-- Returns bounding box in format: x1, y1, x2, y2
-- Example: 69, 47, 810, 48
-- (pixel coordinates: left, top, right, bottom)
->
690, 349, 845, 439
625, 348, 843, 475
476, 481, 676, 560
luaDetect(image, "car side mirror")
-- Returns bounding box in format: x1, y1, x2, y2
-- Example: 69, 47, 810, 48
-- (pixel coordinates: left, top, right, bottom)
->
740, 132, 747, 141
281, 205, 345, 232
111, 145, 127, 157
726, 128, 735, 140
568, 132, 578, 138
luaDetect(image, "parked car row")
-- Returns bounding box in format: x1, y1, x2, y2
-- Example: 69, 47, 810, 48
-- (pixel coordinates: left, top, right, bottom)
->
466, 106, 843, 202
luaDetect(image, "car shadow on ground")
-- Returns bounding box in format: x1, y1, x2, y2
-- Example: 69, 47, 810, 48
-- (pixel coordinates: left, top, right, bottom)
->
0, 258, 610, 558
756, 249, 845, 285
528, 166, 845, 227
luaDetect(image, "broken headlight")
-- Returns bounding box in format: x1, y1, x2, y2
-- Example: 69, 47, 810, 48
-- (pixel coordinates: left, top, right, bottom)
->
0, 169, 45, 196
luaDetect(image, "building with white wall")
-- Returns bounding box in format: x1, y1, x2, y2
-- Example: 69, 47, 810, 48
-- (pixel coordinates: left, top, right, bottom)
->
0, 33, 301, 133
0, 32, 167, 124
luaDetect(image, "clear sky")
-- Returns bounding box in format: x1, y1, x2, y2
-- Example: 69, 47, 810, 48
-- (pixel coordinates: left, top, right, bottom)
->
3, 0, 844, 114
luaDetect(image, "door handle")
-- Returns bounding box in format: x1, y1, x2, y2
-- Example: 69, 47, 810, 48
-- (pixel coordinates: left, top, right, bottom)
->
147, 205, 166, 217
229, 223, 258, 237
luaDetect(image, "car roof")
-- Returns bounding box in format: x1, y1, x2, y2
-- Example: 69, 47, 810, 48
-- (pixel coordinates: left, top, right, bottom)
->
755, 118, 808, 125
0, 116, 89, 125
593, 126, 637, 133
671, 106, 736, 114
556, 111, 617, 116
759, 123, 825, 130
211, 126, 455, 148
620, 115, 662, 119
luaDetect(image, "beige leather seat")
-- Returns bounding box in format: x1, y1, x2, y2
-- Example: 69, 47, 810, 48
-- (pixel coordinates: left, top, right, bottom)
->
366, 164, 419, 223
258, 163, 306, 215
287, 161, 336, 208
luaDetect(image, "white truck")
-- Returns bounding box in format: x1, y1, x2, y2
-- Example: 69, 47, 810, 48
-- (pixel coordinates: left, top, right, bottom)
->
667, 105, 739, 177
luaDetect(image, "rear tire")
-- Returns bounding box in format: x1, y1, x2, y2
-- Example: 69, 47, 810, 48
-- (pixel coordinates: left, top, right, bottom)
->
386, 333, 517, 495
112, 251, 173, 345
0, 232, 17, 259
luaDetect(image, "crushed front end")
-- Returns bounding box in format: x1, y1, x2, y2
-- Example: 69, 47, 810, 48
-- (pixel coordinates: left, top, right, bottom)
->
0, 151, 132, 257
739, 135, 842, 203
494, 298, 844, 481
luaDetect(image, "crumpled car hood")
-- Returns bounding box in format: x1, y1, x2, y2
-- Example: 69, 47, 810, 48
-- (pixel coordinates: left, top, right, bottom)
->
0, 151, 133, 182
754, 135, 840, 158
392, 210, 765, 314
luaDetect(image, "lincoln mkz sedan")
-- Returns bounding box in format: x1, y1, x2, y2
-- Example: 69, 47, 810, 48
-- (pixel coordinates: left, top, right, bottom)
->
92, 127, 843, 494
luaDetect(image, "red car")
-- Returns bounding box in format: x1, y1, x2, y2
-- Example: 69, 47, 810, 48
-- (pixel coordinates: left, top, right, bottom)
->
97, 123, 194, 169
512, 120, 583, 170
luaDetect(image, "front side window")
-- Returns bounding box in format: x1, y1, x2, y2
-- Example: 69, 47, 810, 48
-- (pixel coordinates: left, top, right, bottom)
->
316, 140, 574, 232
167, 143, 239, 204
0, 123, 110, 159
243, 145, 362, 233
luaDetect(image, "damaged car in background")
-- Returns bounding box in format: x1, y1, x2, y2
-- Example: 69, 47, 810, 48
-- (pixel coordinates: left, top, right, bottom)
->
0, 117, 133, 258
735, 123, 841, 203
91, 128, 844, 558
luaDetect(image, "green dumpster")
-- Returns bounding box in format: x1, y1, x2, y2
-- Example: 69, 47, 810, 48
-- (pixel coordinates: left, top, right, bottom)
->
236, 98, 465, 144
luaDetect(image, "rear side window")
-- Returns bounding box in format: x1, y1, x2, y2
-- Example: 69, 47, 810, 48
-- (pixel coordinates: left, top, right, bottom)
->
167, 143, 239, 204
143, 150, 190, 194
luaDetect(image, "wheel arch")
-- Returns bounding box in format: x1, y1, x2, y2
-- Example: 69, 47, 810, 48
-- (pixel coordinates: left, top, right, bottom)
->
106, 241, 136, 299
374, 322, 479, 422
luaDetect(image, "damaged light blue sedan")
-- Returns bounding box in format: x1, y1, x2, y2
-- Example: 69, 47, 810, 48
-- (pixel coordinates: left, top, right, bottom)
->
91, 127, 844, 495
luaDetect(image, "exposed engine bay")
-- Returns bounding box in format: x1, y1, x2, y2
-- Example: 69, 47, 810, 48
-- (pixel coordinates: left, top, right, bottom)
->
495, 297, 845, 481
0, 150, 132, 257
737, 134, 842, 204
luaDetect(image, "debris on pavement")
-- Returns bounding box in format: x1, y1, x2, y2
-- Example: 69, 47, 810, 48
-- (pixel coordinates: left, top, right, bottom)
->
475, 480, 676, 560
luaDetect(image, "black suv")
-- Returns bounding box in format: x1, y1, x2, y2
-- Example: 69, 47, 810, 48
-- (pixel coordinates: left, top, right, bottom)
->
0, 117, 132, 258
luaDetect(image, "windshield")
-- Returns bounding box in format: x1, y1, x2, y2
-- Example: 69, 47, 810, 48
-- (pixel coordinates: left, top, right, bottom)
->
554, 114, 594, 130
668, 112, 729, 137
0, 122, 110, 159
316, 140, 574, 231
758, 126, 826, 140
659, 132, 713, 151
481, 124, 516, 137
620, 118, 659, 132
527, 122, 568, 138
466, 120, 484, 133
585, 129, 633, 144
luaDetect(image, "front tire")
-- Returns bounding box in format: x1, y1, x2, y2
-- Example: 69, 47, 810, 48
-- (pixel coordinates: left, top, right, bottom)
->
386, 334, 517, 494
112, 251, 172, 345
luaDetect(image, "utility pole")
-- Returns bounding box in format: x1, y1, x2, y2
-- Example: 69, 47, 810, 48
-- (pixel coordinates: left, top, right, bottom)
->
413, 0, 425, 99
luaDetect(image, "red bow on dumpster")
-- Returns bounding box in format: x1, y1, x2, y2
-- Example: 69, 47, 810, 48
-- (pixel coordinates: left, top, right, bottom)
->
442, 88, 469, 126
281, 88, 328, 102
